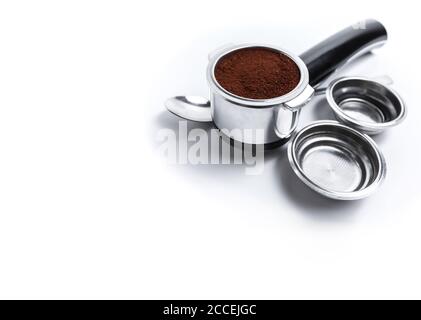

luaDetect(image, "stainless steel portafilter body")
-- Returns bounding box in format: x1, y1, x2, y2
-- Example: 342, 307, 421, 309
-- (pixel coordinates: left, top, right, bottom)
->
207, 44, 314, 145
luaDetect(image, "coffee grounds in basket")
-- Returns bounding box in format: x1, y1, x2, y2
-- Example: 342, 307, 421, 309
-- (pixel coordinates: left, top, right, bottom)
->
214, 47, 301, 100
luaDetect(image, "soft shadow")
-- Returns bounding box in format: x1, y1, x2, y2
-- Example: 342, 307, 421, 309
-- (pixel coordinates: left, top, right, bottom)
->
311, 96, 337, 121
369, 131, 389, 145
276, 148, 364, 218
155, 110, 364, 220
153, 111, 281, 178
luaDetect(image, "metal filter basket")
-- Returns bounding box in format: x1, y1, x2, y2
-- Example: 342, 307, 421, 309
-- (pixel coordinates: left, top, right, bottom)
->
288, 121, 386, 200
324, 76, 407, 135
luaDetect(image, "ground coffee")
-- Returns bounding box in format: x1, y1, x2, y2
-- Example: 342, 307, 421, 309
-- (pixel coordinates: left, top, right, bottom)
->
214, 47, 301, 100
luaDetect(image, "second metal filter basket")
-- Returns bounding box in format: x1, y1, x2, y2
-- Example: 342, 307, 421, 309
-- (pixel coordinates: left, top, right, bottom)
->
288, 121, 387, 200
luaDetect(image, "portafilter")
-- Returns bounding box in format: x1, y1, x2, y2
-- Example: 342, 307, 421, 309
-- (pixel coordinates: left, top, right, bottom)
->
166, 19, 388, 146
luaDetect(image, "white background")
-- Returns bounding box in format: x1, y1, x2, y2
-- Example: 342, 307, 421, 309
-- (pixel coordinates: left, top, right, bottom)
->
0, 1, 420, 299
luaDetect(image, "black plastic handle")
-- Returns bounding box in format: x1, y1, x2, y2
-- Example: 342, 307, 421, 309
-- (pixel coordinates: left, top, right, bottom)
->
300, 19, 388, 86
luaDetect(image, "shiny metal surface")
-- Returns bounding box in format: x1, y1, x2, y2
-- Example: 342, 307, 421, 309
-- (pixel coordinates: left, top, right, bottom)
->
207, 44, 314, 145
288, 121, 386, 200
325, 77, 406, 135
165, 96, 212, 122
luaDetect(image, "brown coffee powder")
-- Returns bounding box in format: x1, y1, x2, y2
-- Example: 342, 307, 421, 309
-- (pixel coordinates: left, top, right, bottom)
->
214, 47, 301, 100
